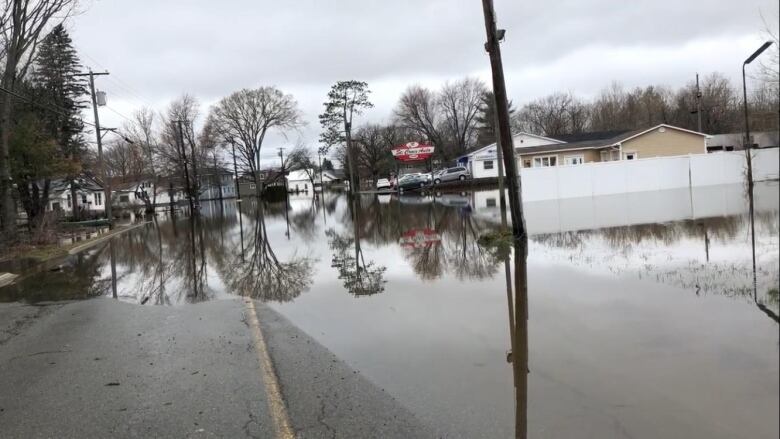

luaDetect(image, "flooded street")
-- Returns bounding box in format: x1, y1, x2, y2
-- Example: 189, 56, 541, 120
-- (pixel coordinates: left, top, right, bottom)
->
1, 182, 778, 438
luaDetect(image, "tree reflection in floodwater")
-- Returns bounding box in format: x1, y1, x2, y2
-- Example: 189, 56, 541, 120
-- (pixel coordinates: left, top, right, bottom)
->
326, 196, 386, 297
224, 205, 314, 302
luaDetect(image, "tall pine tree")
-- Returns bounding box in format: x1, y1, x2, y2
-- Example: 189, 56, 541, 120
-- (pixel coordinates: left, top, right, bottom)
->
30, 24, 88, 219
475, 91, 516, 148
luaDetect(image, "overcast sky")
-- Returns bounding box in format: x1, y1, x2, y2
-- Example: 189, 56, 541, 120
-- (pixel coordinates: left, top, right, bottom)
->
69, 0, 778, 166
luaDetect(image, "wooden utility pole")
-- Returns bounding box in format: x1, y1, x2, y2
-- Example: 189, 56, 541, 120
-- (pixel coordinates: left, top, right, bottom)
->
78, 70, 112, 225
481, 2, 528, 438
695, 73, 702, 133
176, 120, 194, 213
231, 140, 241, 202
481, 0, 526, 239
185, 121, 200, 208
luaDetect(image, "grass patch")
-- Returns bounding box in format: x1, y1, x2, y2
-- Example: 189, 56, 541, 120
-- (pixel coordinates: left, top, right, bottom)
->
478, 229, 514, 261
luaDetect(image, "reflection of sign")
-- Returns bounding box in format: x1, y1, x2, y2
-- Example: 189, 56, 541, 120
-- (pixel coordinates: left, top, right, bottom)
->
392, 142, 435, 162
399, 228, 441, 248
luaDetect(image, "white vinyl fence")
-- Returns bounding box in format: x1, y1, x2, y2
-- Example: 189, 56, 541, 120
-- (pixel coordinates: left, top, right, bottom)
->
519, 149, 779, 202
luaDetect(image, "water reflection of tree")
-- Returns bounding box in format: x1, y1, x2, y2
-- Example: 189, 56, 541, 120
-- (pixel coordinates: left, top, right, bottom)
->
224, 206, 313, 302
326, 228, 386, 297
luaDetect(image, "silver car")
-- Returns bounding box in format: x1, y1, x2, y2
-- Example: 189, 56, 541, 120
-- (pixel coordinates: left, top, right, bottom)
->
433, 166, 471, 184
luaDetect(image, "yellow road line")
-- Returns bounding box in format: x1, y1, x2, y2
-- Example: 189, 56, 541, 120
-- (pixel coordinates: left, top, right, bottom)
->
245, 299, 296, 439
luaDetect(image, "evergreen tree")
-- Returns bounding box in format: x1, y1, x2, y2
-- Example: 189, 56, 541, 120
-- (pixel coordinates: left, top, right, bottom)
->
30, 24, 88, 219
475, 91, 515, 148
30, 24, 88, 159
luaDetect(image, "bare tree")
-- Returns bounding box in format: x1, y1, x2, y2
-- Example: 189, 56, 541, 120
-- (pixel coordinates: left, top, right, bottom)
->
517, 91, 589, 136
438, 77, 486, 156
208, 87, 302, 193
353, 123, 393, 184
285, 142, 318, 187
1, 0, 77, 233
394, 85, 444, 153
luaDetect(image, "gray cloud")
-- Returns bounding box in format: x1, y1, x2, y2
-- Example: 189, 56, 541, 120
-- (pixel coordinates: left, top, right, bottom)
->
70, 0, 778, 163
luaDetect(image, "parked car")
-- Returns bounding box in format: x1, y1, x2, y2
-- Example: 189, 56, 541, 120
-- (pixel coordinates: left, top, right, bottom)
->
433, 166, 471, 184
376, 178, 392, 190
397, 174, 428, 191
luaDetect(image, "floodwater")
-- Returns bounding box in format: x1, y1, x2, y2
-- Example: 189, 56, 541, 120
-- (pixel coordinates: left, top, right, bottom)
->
1, 182, 778, 438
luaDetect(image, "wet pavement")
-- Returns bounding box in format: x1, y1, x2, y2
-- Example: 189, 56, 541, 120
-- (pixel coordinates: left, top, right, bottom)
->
0, 182, 778, 438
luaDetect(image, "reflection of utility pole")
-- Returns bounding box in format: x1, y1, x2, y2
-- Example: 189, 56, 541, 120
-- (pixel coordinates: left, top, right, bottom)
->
109, 239, 117, 299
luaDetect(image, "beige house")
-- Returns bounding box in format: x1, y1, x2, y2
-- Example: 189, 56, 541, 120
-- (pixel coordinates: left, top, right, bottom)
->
515, 124, 707, 168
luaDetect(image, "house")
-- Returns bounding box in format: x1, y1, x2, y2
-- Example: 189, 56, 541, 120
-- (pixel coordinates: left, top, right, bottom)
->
46, 177, 106, 216
286, 169, 314, 193
112, 178, 186, 210
706, 131, 779, 152
317, 169, 346, 187
237, 170, 285, 198
458, 132, 564, 178
198, 167, 236, 200
515, 124, 707, 168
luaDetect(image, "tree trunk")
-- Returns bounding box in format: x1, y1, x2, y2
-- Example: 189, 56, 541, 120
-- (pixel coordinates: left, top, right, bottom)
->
0, 63, 18, 234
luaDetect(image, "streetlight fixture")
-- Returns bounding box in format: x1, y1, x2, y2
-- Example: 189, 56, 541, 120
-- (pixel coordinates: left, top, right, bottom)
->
742, 41, 773, 152
740, 40, 773, 299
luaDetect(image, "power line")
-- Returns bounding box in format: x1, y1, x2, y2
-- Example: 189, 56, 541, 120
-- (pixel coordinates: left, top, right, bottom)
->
0, 85, 98, 129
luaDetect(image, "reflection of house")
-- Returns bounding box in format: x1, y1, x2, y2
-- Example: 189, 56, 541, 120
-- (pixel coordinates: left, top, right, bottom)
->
46, 177, 106, 215
287, 169, 314, 193
458, 132, 563, 178
514, 124, 707, 168
706, 131, 779, 152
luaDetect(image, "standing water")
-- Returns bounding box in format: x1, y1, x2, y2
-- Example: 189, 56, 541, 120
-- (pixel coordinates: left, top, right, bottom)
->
1, 182, 778, 438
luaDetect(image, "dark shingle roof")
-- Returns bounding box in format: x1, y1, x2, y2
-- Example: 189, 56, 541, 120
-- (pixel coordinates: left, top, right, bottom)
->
550, 129, 632, 143
515, 128, 650, 155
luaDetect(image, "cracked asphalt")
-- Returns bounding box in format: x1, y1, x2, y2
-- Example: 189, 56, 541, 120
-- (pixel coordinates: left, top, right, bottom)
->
0, 298, 438, 438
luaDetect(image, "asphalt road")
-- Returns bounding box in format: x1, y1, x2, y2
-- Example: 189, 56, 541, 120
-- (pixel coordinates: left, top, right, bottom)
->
0, 298, 438, 438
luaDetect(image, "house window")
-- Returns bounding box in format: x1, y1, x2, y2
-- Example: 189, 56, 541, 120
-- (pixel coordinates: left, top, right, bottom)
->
486, 198, 496, 207
52, 202, 61, 210
523, 159, 531, 168
483, 160, 494, 170
95, 193, 102, 206
119, 195, 130, 203
564, 155, 584, 165
624, 152, 637, 160
600, 150, 620, 162
533, 155, 557, 167
81, 194, 88, 204
304, 184, 308, 190
249, 183, 256, 190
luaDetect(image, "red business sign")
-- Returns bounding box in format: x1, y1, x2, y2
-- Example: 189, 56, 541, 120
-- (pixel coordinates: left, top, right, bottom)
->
399, 228, 442, 248
391, 142, 435, 162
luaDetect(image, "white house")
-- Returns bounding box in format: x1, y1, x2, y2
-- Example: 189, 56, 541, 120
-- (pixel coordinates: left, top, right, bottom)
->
706, 131, 779, 152
457, 132, 565, 178
46, 178, 106, 216
286, 169, 314, 193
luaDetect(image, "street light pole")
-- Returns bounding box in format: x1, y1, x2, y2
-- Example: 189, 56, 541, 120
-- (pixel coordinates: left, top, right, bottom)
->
741, 40, 773, 296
